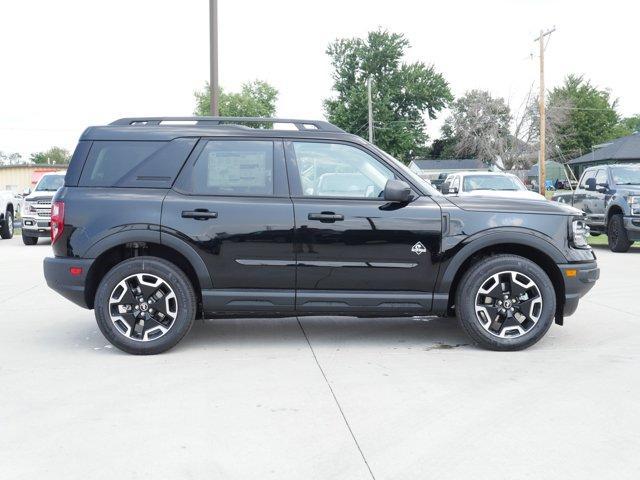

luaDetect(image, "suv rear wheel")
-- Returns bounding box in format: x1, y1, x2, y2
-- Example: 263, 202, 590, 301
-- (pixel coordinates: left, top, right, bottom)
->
607, 214, 632, 252
94, 256, 196, 354
455, 254, 556, 351
1, 210, 13, 239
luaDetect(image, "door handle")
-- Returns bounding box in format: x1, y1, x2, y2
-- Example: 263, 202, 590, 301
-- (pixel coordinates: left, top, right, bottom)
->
308, 212, 344, 223
181, 209, 218, 220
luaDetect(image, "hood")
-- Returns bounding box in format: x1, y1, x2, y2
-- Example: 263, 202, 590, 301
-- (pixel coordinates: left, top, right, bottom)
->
445, 194, 582, 216
25, 192, 55, 202
462, 190, 546, 201
618, 185, 640, 194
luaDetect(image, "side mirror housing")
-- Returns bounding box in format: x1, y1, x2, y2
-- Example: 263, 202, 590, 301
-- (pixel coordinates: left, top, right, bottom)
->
585, 177, 596, 191
384, 179, 411, 203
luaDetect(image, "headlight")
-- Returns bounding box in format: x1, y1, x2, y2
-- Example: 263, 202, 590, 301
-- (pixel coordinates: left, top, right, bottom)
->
628, 196, 640, 216
24, 201, 36, 214
570, 217, 590, 249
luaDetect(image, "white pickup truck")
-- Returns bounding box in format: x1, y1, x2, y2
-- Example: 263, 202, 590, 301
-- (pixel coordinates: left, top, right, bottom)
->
0, 190, 21, 239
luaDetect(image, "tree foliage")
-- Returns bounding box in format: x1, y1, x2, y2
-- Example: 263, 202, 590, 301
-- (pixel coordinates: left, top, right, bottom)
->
194, 80, 278, 118
30, 146, 70, 165
548, 75, 620, 158
323, 30, 452, 160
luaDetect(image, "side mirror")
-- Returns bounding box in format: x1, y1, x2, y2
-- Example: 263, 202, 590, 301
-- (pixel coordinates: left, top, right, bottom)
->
585, 177, 596, 191
384, 179, 411, 203
440, 183, 449, 194
23, 187, 32, 196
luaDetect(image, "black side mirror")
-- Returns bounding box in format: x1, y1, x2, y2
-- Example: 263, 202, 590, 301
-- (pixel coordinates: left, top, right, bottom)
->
440, 183, 450, 194
585, 177, 596, 191
384, 179, 411, 203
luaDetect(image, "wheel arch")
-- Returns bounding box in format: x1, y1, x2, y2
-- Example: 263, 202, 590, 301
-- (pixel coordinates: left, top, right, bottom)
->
606, 203, 625, 225
438, 231, 566, 321
84, 232, 212, 311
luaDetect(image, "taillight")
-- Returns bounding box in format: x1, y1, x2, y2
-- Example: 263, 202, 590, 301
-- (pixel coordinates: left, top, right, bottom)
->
51, 201, 64, 244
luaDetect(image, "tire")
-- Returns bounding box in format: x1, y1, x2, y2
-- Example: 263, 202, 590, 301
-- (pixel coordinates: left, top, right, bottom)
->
22, 233, 38, 245
94, 256, 196, 355
455, 254, 556, 351
1, 210, 13, 239
607, 214, 632, 252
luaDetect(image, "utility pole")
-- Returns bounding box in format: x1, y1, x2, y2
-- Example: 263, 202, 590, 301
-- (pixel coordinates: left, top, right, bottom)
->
534, 27, 555, 196
367, 77, 374, 143
209, 0, 219, 116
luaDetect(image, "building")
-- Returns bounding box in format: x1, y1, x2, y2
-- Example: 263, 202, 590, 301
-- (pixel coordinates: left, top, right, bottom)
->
567, 132, 640, 176
408, 158, 486, 181
0, 164, 68, 193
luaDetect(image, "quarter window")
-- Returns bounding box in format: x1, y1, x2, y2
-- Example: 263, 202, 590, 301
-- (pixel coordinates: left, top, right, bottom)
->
187, 140, 274, 196
292, 142, 394, 198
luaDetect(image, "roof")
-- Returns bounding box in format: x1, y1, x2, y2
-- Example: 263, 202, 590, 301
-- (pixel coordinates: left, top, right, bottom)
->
568, 132, 640, 165
409, 158, 484, 171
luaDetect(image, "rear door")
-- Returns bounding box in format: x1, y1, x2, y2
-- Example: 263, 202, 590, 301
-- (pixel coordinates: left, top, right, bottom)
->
285, 139, 442, 315
161, 138, 296, 313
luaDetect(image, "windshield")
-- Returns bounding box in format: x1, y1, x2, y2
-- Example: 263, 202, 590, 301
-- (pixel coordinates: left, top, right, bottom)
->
462, 175, 525, 192
611, 166, 640, 185
35, 175, 65, 192
370, 145, 441, 196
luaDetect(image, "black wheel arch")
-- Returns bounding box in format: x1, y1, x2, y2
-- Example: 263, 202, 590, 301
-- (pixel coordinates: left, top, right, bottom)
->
435, 230, 566, 321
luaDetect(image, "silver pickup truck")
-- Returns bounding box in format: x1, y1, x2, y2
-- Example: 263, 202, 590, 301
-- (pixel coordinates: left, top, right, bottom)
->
0, 190, 20, 239
21, 172, 66, 245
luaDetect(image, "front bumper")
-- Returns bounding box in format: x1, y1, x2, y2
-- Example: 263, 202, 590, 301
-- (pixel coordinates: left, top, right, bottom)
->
623, 216, 640, 241
558, 261, 600, 318
43, 257, 94, 309
22, 216, 51, 237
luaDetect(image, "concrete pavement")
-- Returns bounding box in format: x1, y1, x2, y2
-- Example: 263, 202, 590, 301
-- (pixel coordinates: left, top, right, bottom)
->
1, 236, 639, 479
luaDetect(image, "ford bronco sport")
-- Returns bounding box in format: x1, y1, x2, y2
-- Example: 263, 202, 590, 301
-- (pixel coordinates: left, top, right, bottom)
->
43, 117, 599, 354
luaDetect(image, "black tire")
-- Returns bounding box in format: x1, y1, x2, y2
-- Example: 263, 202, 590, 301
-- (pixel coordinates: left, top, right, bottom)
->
607, 214, 632, 252
1, 210, 13, 239
22, 233, 38, 245
94, 256, 196, 355
455, 254, 556, 351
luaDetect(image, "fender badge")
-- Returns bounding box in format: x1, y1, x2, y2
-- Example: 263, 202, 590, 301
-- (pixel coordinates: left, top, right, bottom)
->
411, 242, 427, 255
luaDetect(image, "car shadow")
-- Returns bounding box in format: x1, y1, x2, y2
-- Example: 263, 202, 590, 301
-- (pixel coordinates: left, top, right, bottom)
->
179, 315, 471, 351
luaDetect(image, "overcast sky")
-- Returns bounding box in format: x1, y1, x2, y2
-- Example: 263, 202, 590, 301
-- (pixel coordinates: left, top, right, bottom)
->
1, 0, 639, 158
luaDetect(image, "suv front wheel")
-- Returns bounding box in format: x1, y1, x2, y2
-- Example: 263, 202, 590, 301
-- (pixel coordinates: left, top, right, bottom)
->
94, 256, 196, 354
607, 214, 632, 252
455, 254, 556, 351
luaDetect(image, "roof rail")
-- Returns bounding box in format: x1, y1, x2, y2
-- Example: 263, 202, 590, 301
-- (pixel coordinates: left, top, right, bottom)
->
109, 117, 344, 133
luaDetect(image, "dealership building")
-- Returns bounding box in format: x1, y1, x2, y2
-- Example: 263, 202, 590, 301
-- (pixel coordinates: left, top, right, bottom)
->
0, 164, 68, 193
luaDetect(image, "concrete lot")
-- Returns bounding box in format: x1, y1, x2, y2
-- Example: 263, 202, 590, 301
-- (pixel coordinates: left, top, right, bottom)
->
1, 236, 639, 480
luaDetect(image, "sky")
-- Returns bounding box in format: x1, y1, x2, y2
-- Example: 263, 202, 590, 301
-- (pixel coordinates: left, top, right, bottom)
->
1, 0, 639, 158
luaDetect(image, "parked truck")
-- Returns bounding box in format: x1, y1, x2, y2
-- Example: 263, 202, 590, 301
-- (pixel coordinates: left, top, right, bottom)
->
0, 190, 20, 239
551, 164, 640, 252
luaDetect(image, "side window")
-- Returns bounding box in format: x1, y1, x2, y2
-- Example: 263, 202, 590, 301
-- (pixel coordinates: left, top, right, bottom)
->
579, 170, 596, 189
80, 141, 165, 187
595, 169, 608, 185
186, 140, 274, 196
451, 176, 460, 191
292, 142, 394, 198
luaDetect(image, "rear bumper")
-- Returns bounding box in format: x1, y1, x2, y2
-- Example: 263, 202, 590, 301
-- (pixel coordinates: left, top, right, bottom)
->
43, 257, 94, 309
558, 261, 600, 317
623, 216, 640, 241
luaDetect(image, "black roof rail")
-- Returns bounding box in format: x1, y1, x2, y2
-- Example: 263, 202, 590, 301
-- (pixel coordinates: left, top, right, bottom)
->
109, 117, 345, 133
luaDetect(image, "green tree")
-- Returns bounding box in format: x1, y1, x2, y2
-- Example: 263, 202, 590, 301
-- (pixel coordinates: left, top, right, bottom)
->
194, 80, 278, 118
614, 114, 640, 136
548, 75, 621, 158
323, 30, 453, 160
30, 146, 70, 165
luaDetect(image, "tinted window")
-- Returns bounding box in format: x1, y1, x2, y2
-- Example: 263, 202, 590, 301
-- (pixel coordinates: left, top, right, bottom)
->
292, 142, 394, 198
579, 170, 596, 188
80, 141, 164, 187
35, 175, 65, 192
187, 140, 274, 196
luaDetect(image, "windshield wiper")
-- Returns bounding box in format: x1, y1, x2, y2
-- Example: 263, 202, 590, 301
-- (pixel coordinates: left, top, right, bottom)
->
616, 182, 640, 185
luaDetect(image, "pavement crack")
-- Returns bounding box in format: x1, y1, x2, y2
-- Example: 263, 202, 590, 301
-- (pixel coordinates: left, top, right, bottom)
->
296, 317, 376, 480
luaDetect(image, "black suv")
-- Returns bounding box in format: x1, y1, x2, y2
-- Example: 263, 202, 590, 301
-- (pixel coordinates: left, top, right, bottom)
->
44, 117, 599, 354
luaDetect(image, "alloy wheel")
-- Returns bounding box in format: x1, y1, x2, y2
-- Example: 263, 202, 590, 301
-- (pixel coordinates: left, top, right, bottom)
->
109, 273, 178, 342
474, 270, 543, 338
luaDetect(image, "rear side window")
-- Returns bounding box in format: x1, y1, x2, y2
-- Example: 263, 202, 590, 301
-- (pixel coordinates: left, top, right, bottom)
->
78, 138, 197, 188
184, 140, 274, 196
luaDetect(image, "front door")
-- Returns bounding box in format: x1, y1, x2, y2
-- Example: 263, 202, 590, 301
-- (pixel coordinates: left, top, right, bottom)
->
162, 138, 296, 313
285, 140, 442, 315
